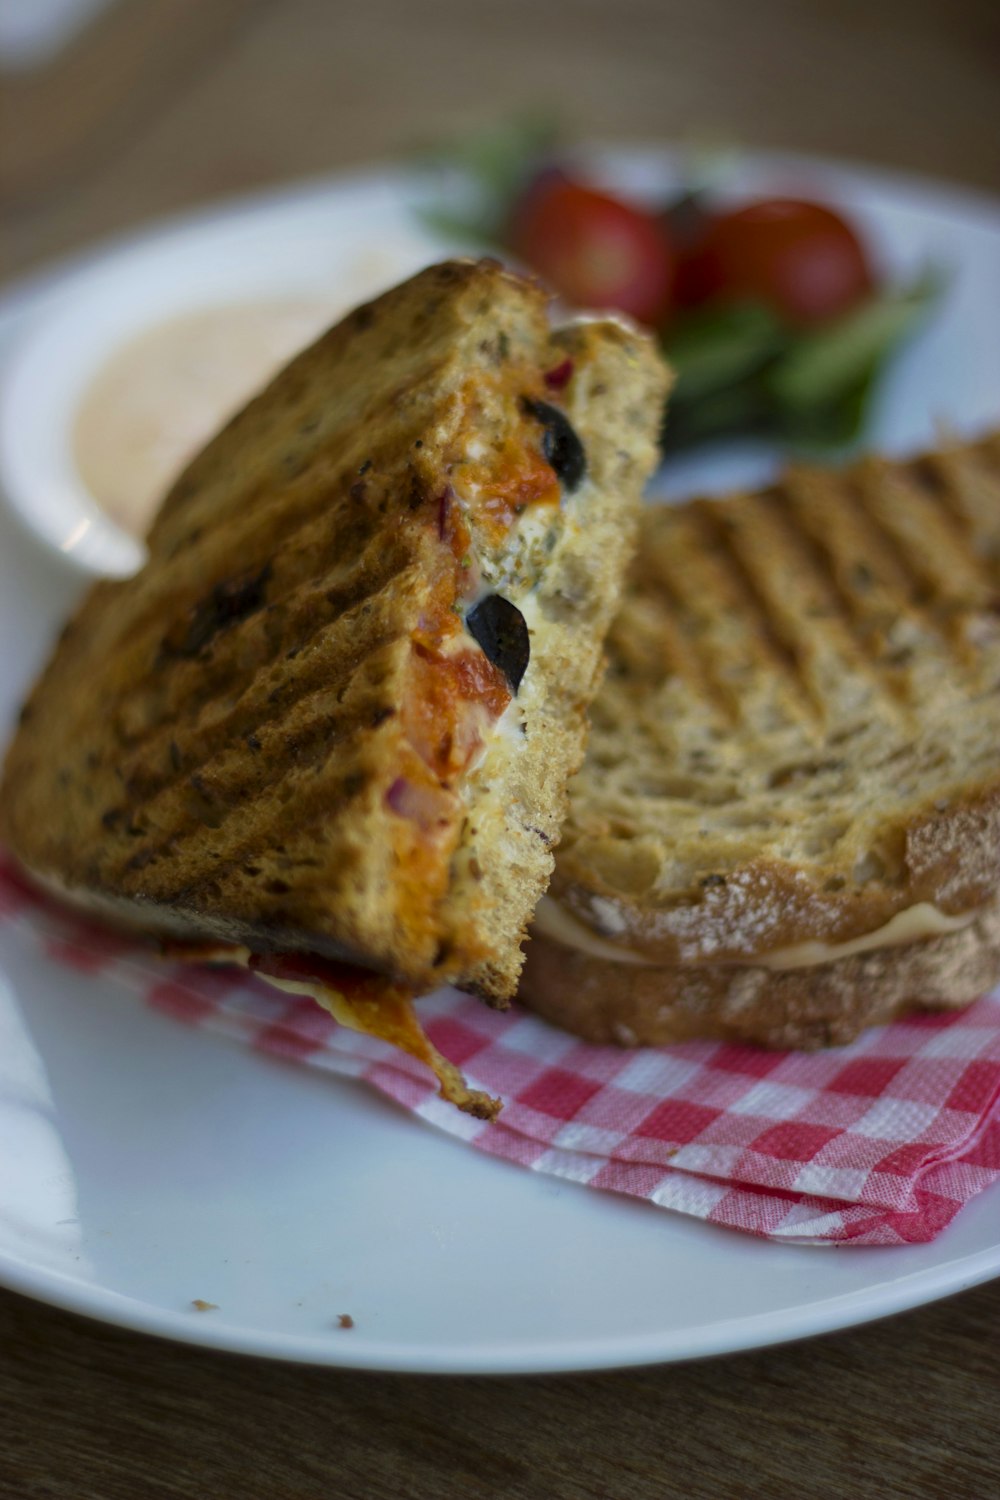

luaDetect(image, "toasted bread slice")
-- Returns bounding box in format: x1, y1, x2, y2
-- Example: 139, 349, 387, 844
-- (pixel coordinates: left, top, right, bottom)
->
1, 261, 669, 1017
521, 431, 1000, 1047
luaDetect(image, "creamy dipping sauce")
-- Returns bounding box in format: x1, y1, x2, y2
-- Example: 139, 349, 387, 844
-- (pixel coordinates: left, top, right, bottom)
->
73, 299, 342, 536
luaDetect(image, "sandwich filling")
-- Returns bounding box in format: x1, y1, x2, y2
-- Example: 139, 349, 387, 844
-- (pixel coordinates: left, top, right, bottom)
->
163, 940, 501, 1118
381, 375, 588, 986
533, 895, 980, 972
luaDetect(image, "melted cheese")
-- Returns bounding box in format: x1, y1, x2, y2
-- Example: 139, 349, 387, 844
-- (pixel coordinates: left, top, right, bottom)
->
753, 903, 977, 970
164, 942, 500, 1119
532, 896, 979, 972
533, 897, 656, 966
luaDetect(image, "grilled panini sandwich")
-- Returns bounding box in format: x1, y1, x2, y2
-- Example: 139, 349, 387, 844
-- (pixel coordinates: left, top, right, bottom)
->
521, 430, 1000, 1049
1, 259, 670, 1113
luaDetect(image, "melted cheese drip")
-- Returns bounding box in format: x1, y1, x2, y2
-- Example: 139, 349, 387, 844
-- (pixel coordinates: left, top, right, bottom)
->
532, 896, 979, 972
533, 897, 655, 966
167, 942, 500, 1119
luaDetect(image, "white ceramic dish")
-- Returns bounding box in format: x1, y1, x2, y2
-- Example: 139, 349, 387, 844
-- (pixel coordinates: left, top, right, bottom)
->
0, 153, 999, 1374
0, 178, 449, 577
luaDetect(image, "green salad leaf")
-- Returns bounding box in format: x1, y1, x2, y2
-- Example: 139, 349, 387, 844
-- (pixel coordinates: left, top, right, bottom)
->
766, 267, 943, 413
661, 268, 943, 454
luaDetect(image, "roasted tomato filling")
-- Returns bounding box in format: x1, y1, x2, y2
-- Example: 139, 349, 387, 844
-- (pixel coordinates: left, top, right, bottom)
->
363, 378, 580, 995
405, 629, 512, 783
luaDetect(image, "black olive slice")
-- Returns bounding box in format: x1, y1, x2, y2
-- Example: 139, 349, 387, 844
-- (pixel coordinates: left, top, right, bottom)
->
523, 398, 587, 493
161, 563, 271, 660
465, 594, 530, 694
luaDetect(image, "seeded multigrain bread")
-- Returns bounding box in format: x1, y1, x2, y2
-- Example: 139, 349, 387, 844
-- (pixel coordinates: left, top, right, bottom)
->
521, 430, 1000, 1048
1, 261, 669, 1017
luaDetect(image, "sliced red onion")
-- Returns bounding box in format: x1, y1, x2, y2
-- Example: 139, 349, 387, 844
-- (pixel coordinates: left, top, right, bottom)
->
436, 485, 454, 540
386, 775, 453, 832
543, 358, 574, 391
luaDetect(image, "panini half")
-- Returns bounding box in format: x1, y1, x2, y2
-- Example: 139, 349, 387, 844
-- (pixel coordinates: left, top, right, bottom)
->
1, 259, 670, 1112
521, 430, 1000, 1049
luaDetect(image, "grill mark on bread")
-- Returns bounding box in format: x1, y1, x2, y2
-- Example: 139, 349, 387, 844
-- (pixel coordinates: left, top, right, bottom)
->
90, 491, 396, 746
693, 493, 846, 727
920, 444, 1000, 581
617, 506, 813, 757
645, 507, 808, 735
105, 596, 411, 847
902, 454, 1000, 681
814, 468, 968, 689
111, 530, 414, 765
760, 482, 905, 718
626, 529, 736, 725
853, 459, 994, 618
158, 563, 273, 661
687, 499, 811, 722
849, 458, 999, 682
102, 621, 434, 951
910, 453, 973, 534
774, 470, 919, 715
111, 688, 385, 894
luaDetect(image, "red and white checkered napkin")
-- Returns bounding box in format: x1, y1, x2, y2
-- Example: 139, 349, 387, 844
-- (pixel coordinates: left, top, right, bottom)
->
3, 852, 999, 1247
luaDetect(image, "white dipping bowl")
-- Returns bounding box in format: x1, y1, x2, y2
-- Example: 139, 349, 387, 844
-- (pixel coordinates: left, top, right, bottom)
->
0, 175, 449, 578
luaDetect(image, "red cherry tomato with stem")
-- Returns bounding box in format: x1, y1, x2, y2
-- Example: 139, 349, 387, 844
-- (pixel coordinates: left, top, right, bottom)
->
509, 171, 675, 327
674, 197, 876, 327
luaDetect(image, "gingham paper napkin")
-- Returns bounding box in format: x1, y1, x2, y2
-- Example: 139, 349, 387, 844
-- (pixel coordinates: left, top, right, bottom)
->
2, 852, 998, 1246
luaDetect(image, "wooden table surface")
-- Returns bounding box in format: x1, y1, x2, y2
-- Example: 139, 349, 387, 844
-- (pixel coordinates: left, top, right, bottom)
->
2, 3, 999, 1496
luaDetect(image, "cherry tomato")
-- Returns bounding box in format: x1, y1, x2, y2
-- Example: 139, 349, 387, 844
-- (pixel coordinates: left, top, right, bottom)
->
674, 198, 875, 327
509, 171, 674, 326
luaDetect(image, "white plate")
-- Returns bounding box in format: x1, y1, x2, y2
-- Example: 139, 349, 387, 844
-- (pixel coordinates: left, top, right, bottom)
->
1, 152, 999, 1374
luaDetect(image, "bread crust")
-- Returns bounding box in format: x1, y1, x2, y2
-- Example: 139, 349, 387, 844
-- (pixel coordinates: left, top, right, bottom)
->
521, 896, 1000, 1049
549, 783, 1000, 966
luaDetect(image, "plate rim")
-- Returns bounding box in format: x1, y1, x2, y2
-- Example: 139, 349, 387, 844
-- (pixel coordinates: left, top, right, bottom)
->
7, 139, 1000, 314
0, 1228, 997, 1374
